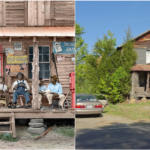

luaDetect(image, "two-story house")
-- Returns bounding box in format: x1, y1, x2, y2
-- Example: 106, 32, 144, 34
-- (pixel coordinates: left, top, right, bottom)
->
117, 30, 150, 100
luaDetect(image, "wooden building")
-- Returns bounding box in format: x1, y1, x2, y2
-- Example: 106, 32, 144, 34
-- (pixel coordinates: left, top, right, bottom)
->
117, 30, 150, 100
0, 1, 75, 137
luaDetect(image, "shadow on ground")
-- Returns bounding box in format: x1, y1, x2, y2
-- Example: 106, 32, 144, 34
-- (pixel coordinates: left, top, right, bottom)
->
76, 121, 150, 149
76, 114, 103, 118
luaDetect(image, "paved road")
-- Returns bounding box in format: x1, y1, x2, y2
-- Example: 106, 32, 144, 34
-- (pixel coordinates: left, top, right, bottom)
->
76, 114, 150, 149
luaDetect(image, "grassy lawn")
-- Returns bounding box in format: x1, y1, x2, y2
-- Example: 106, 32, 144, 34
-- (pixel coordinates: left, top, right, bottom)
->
104, 101, 150, 120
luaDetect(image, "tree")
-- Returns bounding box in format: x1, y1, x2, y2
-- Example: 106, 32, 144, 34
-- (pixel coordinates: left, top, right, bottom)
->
84, 29, 137, 104
75, 23, 88, 93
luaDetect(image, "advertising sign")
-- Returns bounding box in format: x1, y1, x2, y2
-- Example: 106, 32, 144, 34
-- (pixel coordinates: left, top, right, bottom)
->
14, 42, 22, 51
53, 42, 75, 54
7, 55, 28, 64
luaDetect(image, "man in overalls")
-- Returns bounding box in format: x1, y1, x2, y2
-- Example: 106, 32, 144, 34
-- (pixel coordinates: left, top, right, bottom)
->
12, 72, 30, 109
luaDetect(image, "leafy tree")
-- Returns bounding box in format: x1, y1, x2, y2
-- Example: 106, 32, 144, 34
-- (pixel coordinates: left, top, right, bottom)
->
84, 29, 137, 103
75, 23, 88, 93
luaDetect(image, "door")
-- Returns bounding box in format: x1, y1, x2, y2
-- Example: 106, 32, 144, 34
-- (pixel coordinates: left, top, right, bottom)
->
0, 54, 3, 76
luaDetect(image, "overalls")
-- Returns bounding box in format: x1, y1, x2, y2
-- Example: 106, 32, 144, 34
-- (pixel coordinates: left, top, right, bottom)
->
13, 80, 30, 104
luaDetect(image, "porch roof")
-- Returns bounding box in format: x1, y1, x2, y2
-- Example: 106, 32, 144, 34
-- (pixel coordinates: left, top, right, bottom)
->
0, 27, 75, 37
131, 64, 150, 71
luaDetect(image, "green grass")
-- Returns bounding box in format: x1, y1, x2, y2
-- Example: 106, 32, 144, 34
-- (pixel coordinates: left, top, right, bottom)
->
55, 128, 74, 137
0, 133, 18, 142
104, 101, 150, 120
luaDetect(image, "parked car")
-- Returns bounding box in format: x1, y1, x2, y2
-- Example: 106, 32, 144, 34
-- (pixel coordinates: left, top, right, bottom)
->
76, 93, 103, 115
94, 94, 109, 108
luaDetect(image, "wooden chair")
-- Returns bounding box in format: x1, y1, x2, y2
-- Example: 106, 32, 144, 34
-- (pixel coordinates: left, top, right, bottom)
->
0, 94, 7, 107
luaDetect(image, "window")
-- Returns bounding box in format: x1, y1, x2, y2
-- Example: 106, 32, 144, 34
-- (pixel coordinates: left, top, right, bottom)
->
29, 46, 50, 79
146, 50, 150, 64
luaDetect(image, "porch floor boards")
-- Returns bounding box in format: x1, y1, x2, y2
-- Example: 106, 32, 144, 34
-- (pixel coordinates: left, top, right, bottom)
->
0, 108, 75, 118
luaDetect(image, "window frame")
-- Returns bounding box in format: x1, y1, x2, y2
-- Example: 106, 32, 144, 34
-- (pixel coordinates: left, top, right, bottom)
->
28, 45, 50, 80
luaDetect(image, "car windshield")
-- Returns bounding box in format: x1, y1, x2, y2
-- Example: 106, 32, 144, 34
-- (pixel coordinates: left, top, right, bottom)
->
76, 95, 97, 102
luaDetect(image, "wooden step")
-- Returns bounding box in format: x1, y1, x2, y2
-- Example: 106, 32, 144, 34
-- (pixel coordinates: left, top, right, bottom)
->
0, 122, 11, 125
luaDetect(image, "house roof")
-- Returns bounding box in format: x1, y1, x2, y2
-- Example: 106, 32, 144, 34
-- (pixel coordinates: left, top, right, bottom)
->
0, 27, 75, 37
131, 64, 150, 71
117, 29, 150, 49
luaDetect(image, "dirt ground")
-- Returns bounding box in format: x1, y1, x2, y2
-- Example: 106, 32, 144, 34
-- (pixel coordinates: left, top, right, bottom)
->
76, 113, 150, 130
0, 125, 75, 149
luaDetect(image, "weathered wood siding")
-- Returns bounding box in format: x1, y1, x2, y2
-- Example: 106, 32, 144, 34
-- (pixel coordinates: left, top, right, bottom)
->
135, 48, 146, 65
6, 1, 27, 27
134, 33, 150, 49
28, 1, 75, 27
0, 1, 75, 27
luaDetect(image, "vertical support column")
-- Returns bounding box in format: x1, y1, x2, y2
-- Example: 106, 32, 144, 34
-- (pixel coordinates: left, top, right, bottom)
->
32, 42, 40, 110
146, 72, 150, 94
130, 72, 135, 99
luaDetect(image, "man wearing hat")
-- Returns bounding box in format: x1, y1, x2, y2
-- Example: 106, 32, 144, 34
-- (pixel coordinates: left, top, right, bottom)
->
12, 72, 30, 109
46, 75, 65, 109
0, 76, 11, 108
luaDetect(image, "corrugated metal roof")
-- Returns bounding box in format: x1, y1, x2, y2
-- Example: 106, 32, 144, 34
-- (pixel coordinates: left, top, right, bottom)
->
131, 64, 150, 71
0, 27, 75, 37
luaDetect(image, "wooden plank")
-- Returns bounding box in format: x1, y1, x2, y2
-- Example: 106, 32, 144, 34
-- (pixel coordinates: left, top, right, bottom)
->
0, 2, 2, 26
37, 1, 45, 26
28, 1, 33, 26
2, 1, 6, 27
24, 1, 28, 26
11, 113, 16, 138
0, 122, 11, 125
0, 131, 12, 134
6, 6, 25, 10
54, 2, 75, 5
15, 111, 74, 119
50, 1, 54, 26
45, 1, 50, 20
6, 14, 25, 18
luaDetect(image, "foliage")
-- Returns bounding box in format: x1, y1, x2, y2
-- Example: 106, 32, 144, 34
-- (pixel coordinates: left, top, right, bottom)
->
84, 30, 137, 103
55, 127, 74, 137
0, 133, 18, 142
75, 23, 89, 93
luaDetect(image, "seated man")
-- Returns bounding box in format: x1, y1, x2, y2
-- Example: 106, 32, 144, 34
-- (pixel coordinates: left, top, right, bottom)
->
46, 75, 65, 109
0, 76, 11, 108
38, 78, 47, 108
12, 72, 30, 109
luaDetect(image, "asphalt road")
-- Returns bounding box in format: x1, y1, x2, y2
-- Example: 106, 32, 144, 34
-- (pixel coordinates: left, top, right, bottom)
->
76, 114, 150, 149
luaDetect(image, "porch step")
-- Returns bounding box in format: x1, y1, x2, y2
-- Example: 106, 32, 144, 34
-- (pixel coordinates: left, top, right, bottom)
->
0, 113, 16, 138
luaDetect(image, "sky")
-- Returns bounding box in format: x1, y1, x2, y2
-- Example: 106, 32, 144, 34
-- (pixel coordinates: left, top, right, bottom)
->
76, 1, 150, 53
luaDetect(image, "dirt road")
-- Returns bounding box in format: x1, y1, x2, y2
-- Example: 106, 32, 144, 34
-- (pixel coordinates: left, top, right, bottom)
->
0, 126, 75, 149
76, 113, 150, 149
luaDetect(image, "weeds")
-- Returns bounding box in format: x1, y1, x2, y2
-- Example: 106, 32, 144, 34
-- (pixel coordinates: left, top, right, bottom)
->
55, 128, 74, 137
0, 133, 18, 142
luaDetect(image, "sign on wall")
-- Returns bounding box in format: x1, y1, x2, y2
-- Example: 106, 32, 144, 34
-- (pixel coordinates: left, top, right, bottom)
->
10, 65, 25, 73
5, 48, 14, 56
14, 42, 22, 51
7, 55, 28, 64
53, 42, 75, 54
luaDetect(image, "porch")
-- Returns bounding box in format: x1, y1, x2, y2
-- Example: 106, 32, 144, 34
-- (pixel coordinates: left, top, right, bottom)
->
131, 64, 150, 99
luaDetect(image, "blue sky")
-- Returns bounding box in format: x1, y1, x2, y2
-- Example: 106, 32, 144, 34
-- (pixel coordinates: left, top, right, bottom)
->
76, 1, 150, 53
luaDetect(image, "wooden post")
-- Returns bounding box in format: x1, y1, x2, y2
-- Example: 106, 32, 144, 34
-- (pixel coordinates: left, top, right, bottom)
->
32, 42, 40, 110
130, 72, 135, 99
146, 72, 150, 94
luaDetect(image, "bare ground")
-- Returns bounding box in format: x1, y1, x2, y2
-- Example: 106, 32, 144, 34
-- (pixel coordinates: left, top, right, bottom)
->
76, 113, 150, 130
0, 126, 75, 149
